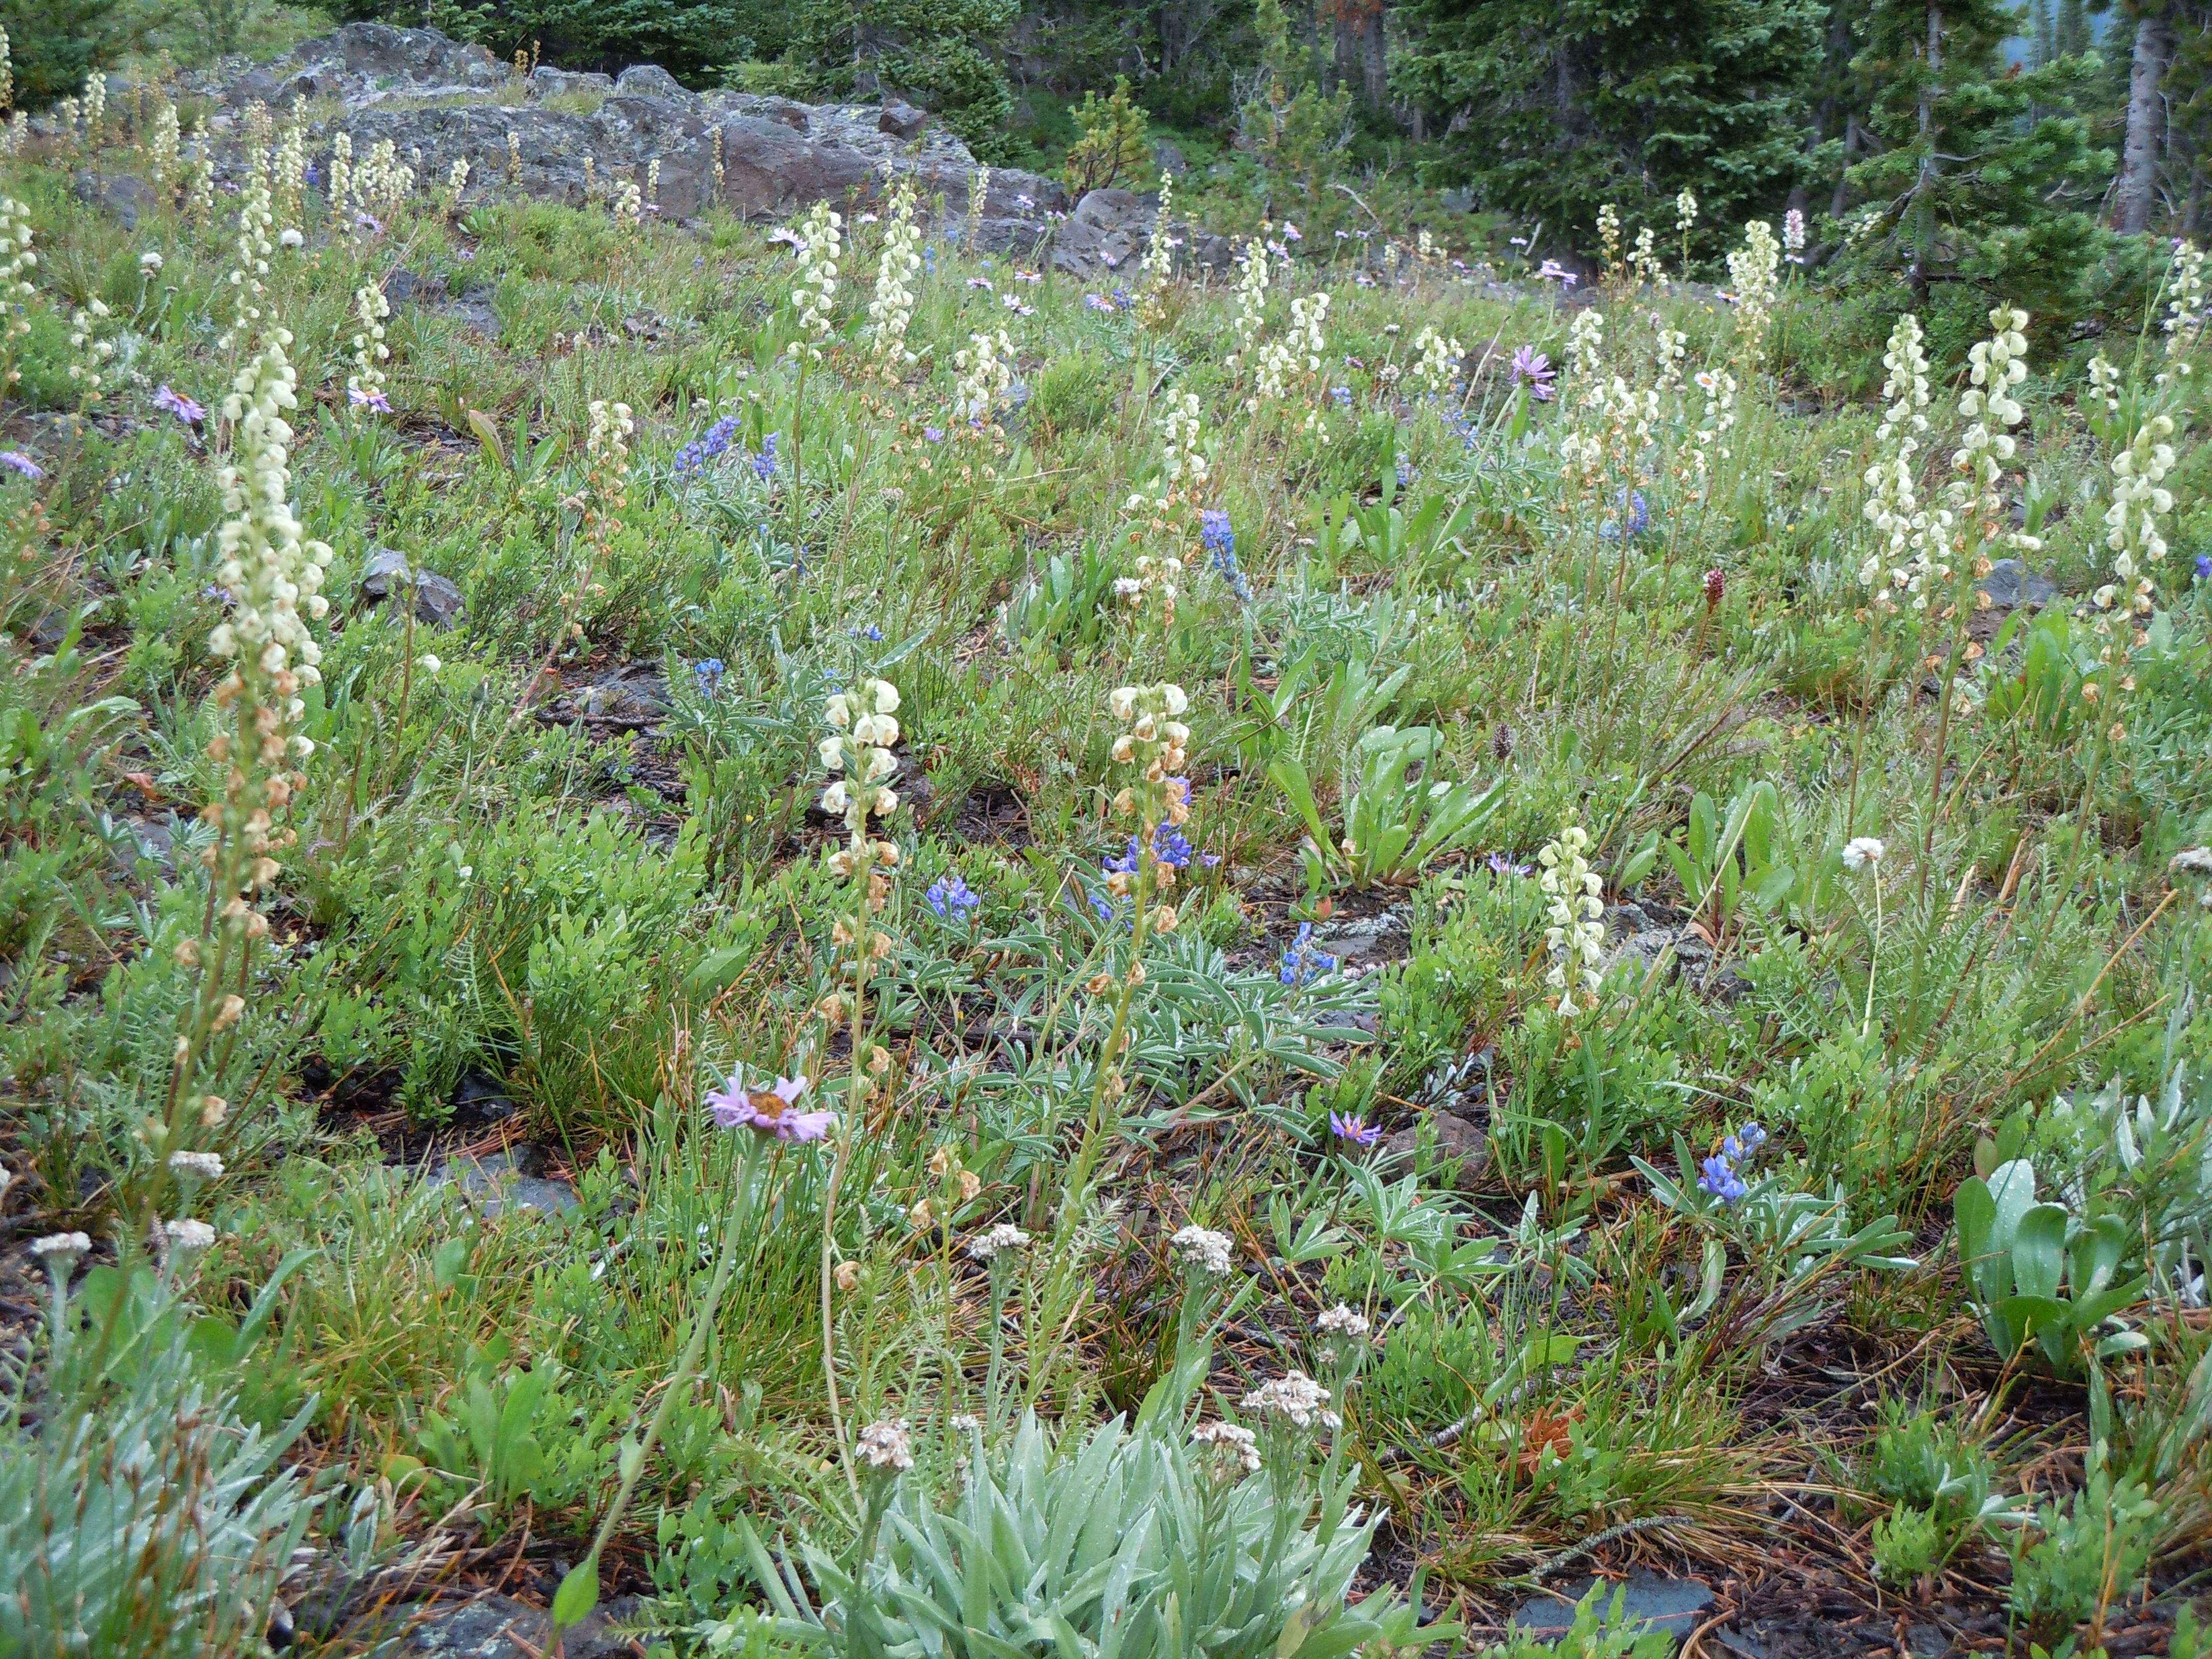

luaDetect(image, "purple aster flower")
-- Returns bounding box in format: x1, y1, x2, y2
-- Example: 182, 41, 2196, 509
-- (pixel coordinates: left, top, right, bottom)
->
923, 426, 945, 443
1487, 852, 1532, 877
1509, 346, 1555, 401
1, 450, 44, 480
348, 387, 392, 413
1085, 293, 1113, 312
153, 385, 205, 424
1330, 1111, 1381, 1146
353, 211, 386, 235
706, 1072, 834, 1141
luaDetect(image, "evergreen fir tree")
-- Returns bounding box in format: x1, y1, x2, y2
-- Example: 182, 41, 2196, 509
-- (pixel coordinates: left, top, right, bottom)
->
780, 0, 1019, 159
1389, 0, 1827, 251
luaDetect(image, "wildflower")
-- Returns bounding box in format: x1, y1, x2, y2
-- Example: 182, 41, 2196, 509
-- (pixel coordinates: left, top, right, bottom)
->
164, 1217, 217, 1253
1329, 1111, 1380, 1147
1243, 1371, 1338, 1430
2196, 555, 2211, 581
168, 1150, 224, 1182
1171, 1224, 1234, 1275
674, 414, 740, 478
1721, 1121, 1769, 1162
927, 871, 982, 918
951, 327, 1013, 426
1280, 921, 1337, 986
279, 227, 304, 248
1316, 1303, 1370, 1337
1488, 852, 1532, 877
967, 1222, 1030, 1261
1704, 567, 1725, 609
1331, 385, 1352, 410
1538, 825, 1606, 1017
140, 249, 165, 272
1535, 259, 1578, 286
706, 1072, 834, 1141
1, 449, 45, 479
1841, 837, 1885, 873
694, 658, 726, 697
786, 201, 842, 363
1509, 345, 1556, 400
858, 1419, 914, 1472
923, 426, 945, 444
1697, 1154, 1747, 1205
1192, 1420, 1262, 1473
967, 276, 993, 292
30, 1233, 91, 1280
348, 387, 392, 413
153, 384, 206, 424
1725, 220, 1781, 371
1599, 488, 1649, 540
1412, 323, 1461, 396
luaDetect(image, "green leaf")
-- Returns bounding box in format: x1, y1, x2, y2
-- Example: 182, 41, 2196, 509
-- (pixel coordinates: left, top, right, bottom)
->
2010, 1204, 2069, 1303
550, 1555, 600, 1630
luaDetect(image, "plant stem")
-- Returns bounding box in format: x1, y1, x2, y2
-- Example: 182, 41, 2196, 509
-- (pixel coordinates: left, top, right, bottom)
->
819, 841, 877, 1513
1055, 837, 1157, 1238
1862, 875, 1883, 1040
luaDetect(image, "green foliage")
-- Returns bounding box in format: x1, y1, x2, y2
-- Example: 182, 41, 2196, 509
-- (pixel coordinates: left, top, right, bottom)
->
776, 0, 1020, 157
1953, 1159, 2151, 1378
2008, 1445, 2159, 1636
0, 0, 147, 111
1065, 76, 1153, 194
1473, 1583, 1676, 1659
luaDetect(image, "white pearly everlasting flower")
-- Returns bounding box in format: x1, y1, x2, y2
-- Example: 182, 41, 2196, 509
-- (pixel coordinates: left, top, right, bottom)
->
168, 1150, 226, 1181
1316, 1303, 1369, 1338
31, 1231, 92, 1267
1171, 1223, 1233, 1275
967, 1222, 1031, 1261
1841, 837, 1886, 873
1242, 1370, 1339, 1430
164, 1217, 217, 1252
1538, 824, 1606, 1017
1190, 1419, 1261, 1473
858, 1418, 914, 1471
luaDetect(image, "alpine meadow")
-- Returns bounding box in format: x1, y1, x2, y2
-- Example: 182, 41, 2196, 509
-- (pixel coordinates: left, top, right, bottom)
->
7, 0, 2212, 1655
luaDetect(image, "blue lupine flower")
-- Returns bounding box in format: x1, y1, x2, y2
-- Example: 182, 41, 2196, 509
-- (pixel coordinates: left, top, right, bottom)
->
694, 657, 726, 698
1280, 922, 1337, 987
752, 431, 779, 479
1200, 510, 1251, 602
1110, 287, 1133, 310
854, 623, 885, 641
1331, 386, 1352, 410
1698, 1154, 1747, 1205
675, 415, 740, 478
1104, 838, 1140, 877
1153, 823, 1194, 868
2198, 554, 2211, 581
1395, 456, 1414, 487
1599, 488, 1650, 541
926, 872, 982, 919
922, 245, 938, 274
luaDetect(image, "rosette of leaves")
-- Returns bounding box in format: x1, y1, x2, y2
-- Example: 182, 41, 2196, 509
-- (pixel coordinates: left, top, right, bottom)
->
1953, 1158, 2148, 1379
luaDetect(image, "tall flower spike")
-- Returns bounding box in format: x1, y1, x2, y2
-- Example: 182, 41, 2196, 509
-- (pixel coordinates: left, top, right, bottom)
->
867, 180, 923, 370
788, 200, 842, 363
1537, 824, 1606, 1017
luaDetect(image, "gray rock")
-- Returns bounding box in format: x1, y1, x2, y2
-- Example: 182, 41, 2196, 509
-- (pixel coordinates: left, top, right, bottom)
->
879, 99, 927, 139
431, 1151, 578, 1219
72, 171, 157, 230
1384, 1109, 1490, 1194
366, 1593, 642, 1657
613, 63, 692, 104
1512, 1573, 1713, 1646
359, 546, 466, 629
1154, 139, 1187, 175
381, 267, 450, 306
226, 67, 283, 108
531, 65, 613, 99
1977, 557, 2057, 608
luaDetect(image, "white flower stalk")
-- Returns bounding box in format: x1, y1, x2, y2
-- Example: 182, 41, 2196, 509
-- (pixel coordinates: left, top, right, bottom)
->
610, 176, 643, 231
209, 333, 333, 728
820, 677, 904, 891
2087, 352, 2122, 421
0, 27, 11, 118
327, 133, 353, 233
274, 102, 308, 231
1653, 319, 1688, 397
1691, 366, 1738, 483
348, 283, 390, 411
0, 112, 22, 161
1597, 202, 1622, 281
0, 196, 36, 378
507, 128, 522, 183
1783, 207, 1807, 256
1945, 306, 2035, 577
81, 71, 105, 145
1860, 313, 1940, 603
185, 122, 215, 222
1565, 306, 1605, 385
967, 1222, 1031, 1261
66, 300, 114, 406
1135, 169, 1177, 329
2100, 413, 2177, 620
1675, 186, 1698, 268
1411, 323, 1462, 398
1841, 837, 1886, 1035
1124, 392, 1209, 522
646, 157, 660, 206
788, 200, 842, 362
1726, 219, 1781, 373
1228, 238, 1271, 368
150, 99, 181, 192
1171, 1223, 1232, 1275
1630, 225, 1662, 288
867, 180, 923, 369
952, 327, 1013, 427
1876, 313, 1931, 446
1538, 823, 1605, 1017
1243, 1370, 1339, 1431
2161, 239, 2206, 374
218, 154, 278, 351
968, 164, 989, 248
448, 157, 470, 199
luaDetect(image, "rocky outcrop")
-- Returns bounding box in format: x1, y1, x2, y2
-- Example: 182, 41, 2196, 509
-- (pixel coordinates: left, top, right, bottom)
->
180, 24, 1220, 275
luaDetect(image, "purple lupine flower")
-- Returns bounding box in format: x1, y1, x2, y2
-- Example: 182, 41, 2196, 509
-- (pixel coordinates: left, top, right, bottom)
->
1152, 823, 1193, 868
2197, 554, 2211, 581
1203, 511, 1250, 602
1280, 922, 1337, 987
1, 450, 45, 480
1330, 1111, 1381, 1146
753, 431, 779, 479
675, 414, 740, 478
1698, 1154, 1747, 1205
1509, 346, 1555, 401
153, 385, 206, 425
694, 658, 726, 698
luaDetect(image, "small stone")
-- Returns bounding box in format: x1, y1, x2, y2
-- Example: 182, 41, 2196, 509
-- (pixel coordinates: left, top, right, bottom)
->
359, 546, 466, 630
530, 65, 613, 99
1976, 558, 2057, 608
1383, 1109, 1490, 1194
363, 1592, 640, 1657
612, 63, 691, 104
431, 1151, 578, 1219
71, 172, 157, 231
1153, 139, 1187, 176
1511, 1573, 1713, 1647
879, 99, 927, 140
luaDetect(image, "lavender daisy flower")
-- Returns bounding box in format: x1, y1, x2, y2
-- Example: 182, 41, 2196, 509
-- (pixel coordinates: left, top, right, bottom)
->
706, 1072, 834, 1141
1330, 1111, 1381, 1147
923, 426, 945, 443
348, 387, 393, 413
1, 450, 44, 480
1487, 852, 1532, 877
153, 385, 206, 424
1509, 346, 1555, 401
